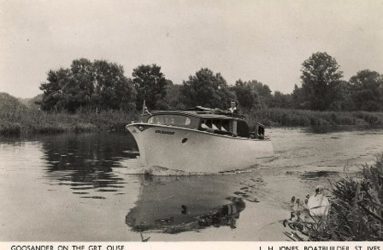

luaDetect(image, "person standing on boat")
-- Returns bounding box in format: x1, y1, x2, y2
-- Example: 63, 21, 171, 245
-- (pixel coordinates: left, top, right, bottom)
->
229, 101, 238, 115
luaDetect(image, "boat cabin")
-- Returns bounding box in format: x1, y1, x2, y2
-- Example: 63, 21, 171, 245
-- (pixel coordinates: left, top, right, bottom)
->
146, 111, 264, 139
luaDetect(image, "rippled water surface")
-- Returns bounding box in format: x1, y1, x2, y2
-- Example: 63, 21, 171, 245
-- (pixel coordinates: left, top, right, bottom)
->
1, 128, 383, 241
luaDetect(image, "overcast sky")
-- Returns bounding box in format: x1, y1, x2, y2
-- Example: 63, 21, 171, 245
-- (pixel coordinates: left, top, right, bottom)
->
1, 0, 382, 98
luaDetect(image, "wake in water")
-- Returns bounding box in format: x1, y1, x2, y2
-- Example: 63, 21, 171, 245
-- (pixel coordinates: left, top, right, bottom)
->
118, 156, 271, 176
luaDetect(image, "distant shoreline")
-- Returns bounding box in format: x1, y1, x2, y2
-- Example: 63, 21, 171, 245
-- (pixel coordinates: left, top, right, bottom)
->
1, 108, 383, 138
2, 90, 383, 137
250, 108, 383, 128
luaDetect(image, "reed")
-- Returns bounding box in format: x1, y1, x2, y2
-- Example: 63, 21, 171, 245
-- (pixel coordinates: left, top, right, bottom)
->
283, 154, 383, 241
247, 108, 383, 128
0, 93, 137, 136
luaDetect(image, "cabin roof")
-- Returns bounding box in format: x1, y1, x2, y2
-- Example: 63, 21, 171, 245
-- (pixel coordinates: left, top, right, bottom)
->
150, 110, 244, 120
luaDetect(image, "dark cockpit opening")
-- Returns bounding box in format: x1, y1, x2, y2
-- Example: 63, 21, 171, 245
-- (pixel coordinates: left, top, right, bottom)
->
237, 120, 249, 138
199, 119, 251, 138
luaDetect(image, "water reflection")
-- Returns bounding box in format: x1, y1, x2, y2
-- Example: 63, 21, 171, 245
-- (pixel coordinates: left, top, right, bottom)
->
39, 132, 137, 198
126, 175, 248, 233
300, 170, 339, 180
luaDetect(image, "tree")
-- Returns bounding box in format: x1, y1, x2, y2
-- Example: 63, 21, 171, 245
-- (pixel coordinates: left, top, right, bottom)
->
132, 64, 171, 111
164, 84, 185, 110
291, 84, 306, 109
270, 91, 293, 109
349, 70, 383, 111
328, 80, 354, 111
92, 60, 136, 111
40, 68, 72, 111
300, 52, 343, 110
40, 59, 136, 112
231, 80, 258, 111
231, 79, 272, 111
180, 68, 235, 109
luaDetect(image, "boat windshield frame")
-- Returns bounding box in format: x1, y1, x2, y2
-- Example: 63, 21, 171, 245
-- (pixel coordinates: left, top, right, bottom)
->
147, 113, 200, 129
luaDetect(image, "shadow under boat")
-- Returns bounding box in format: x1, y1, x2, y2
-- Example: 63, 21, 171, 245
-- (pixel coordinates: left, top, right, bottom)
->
125, 175, 247, 234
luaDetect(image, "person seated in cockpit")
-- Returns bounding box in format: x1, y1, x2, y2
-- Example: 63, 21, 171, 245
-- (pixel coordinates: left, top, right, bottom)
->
200, 120, 213, 132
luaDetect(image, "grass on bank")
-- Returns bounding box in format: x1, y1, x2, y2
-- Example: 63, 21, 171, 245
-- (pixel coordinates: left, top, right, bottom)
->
249, 108, 383, 128
0, 93, 137, 136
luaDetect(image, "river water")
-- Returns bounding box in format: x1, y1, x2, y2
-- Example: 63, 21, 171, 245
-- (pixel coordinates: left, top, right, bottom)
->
1, 128, 383, 241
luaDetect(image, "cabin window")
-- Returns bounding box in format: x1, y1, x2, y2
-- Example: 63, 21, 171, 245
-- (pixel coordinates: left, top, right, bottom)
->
220, 120, 230, 132
199, 119, 232, 135
200, 119, 211, 130
148, 115, 197, 128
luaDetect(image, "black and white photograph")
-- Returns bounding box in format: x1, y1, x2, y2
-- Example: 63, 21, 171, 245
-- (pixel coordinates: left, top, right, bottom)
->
1, 0, 383, 243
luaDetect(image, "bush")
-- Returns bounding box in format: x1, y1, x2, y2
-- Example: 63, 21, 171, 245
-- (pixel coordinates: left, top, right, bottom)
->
283, 154, 383, 241
0, 121, 21, 136
355, 112, 383, 126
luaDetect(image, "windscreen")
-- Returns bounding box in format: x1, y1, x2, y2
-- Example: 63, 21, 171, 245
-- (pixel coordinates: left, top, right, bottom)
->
148, 114, 198, 128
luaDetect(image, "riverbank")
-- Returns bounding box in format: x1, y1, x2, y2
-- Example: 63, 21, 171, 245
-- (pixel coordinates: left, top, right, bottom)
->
2, 108, 383, 137
2, 92, 383, 136
0, 92, 138, 136
249, 108, 383, 128
0, 109, 137, 136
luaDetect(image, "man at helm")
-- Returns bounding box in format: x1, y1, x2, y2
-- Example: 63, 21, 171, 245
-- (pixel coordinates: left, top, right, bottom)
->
229, 101, 238, 114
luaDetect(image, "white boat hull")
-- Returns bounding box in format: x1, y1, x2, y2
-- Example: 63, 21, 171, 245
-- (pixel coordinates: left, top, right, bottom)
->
127, 123, 274, 174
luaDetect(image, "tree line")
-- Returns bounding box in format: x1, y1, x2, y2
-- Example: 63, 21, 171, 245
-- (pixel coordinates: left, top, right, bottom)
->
39, 52, 383, 113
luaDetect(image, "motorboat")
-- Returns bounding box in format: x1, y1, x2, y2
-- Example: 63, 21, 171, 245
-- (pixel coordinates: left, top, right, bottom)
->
126, 107, 273, 174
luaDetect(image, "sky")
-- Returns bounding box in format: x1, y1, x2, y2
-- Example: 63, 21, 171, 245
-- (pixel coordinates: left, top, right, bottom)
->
1, 0, 383, 98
